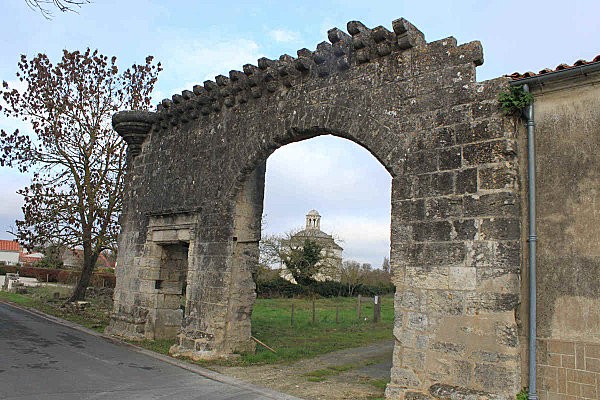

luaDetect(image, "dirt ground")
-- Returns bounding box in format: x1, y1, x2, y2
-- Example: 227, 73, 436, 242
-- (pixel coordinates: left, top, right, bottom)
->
210, 340, 394, 400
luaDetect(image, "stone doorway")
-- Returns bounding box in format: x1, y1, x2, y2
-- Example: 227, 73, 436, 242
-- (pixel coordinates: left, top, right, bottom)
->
152, 242, 189, 339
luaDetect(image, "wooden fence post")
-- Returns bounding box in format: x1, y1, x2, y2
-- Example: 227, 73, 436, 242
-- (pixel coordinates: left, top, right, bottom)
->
373, 295, 381, 323
291, 303, 295, 326
357, 294, 362, 319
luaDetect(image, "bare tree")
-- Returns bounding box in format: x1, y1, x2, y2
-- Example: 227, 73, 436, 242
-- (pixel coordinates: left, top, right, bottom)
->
0, 49, 161, 301
25, 0, 90, 19
340, 260, 365, 296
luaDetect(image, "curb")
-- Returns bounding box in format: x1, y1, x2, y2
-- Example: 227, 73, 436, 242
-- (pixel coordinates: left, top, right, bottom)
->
0, 299, 303, 400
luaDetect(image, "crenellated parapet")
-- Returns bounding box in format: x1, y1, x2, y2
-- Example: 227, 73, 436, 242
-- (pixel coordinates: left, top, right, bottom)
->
153, 18, 482, 129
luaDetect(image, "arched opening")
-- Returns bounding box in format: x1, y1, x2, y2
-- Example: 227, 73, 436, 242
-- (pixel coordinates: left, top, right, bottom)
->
231, 133, 395, 397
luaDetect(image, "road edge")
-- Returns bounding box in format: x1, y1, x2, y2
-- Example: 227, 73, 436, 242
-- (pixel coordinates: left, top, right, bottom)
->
0, 299, 303, 400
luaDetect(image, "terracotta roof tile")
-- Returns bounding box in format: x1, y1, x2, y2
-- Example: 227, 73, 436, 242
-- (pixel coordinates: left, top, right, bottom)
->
509, 54, 600, 80
19, 252, 44, 264
0, 240, 21, 252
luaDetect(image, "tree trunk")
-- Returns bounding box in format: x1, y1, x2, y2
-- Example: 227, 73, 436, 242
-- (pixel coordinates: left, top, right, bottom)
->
68, 244, 99, 302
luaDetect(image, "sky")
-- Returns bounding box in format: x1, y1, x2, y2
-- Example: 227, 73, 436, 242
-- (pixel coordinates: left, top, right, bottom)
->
0, 0, 598, 267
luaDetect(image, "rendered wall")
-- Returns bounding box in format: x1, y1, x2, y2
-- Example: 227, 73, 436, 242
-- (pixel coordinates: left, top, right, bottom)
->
523, 71, 600, 400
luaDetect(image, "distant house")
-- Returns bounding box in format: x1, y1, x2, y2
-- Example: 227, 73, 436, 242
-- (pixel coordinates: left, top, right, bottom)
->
62, 248, 114, 270
280, 210, 343, 282
0, 240, 21, 265
19, 251, 44, 266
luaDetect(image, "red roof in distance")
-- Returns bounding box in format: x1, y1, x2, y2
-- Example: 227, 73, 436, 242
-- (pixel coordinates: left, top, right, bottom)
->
0, 240, 21, 252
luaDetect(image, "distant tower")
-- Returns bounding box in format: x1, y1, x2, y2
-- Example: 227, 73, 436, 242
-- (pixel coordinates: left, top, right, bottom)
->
305, 209, 321, 230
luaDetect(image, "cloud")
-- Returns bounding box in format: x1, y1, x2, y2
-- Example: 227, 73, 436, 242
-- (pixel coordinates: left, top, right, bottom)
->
268, 29, 300, 43
328, 216, 390, 267
265, 135, 391, 210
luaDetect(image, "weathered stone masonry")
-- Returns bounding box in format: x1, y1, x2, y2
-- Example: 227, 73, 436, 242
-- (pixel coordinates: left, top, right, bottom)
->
108, 18, 523, 399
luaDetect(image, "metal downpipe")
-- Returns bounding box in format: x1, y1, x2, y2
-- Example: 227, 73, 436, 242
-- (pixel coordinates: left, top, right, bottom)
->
523, 84, 538, 400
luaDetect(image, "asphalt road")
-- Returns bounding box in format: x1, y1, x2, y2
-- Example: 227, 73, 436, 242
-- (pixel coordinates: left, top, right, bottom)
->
0, 302, 299, 400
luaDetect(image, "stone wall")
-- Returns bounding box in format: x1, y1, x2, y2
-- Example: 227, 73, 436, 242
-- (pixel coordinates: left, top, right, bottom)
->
110, 18, 523, 399
521, 71, 600, 400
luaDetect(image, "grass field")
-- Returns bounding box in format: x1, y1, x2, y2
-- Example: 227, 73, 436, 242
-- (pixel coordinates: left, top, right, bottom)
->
0, 285, 394, 366
238, 296, 394, 365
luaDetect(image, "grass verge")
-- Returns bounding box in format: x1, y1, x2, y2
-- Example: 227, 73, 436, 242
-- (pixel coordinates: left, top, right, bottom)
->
0, 286, 110, 333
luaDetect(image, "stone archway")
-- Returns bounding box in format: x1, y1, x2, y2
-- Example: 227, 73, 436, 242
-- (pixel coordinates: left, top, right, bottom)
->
107, 18, 522, 399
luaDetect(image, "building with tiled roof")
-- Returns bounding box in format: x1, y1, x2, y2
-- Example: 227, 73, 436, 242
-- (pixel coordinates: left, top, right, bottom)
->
0, 239, 21, 265
508, 52, 600, 400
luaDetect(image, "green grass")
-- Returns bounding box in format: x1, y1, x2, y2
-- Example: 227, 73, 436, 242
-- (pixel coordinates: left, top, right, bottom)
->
224, 296, 394, 366
0, 290, 35, 306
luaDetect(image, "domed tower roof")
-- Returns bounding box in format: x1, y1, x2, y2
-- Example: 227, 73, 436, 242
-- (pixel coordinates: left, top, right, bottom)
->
305, 210, 321, 230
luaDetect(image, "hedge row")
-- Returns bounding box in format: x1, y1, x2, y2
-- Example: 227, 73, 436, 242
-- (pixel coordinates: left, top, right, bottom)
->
0, 265, 18, 275
2, 266, 115, 288
256, 277, 395, 298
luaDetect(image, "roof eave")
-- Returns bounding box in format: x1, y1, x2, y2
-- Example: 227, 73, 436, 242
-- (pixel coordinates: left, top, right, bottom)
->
510, 61, 600, 87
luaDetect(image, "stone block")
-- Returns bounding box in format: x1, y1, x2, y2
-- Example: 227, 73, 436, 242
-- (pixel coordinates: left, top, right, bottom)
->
455, 168, 477, 194
424, 197, 463, 220
414, 172, 454, 198
449, 267, 476, 290
465, 292, 520, 315
404, 348, 426, 370
456, 118, 506, 144
462, 139, 516, 166
548, 340, 575, 355
584, 357, 600, 372
478, 218, 520, 240
585, 343, 600, 358
391, 367, 421, 387
478, 163, 518, 190
413, 242, 466, 266
452, 219, 478, 240
406, 266, 449, 289
394, 199, 426, 223
412, 221, 453, 242
463, 192, 518, 218
473, 363, 519, 394
438, 147, 462, 170
407, 311, 429, 331
427, 290, 465, 315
